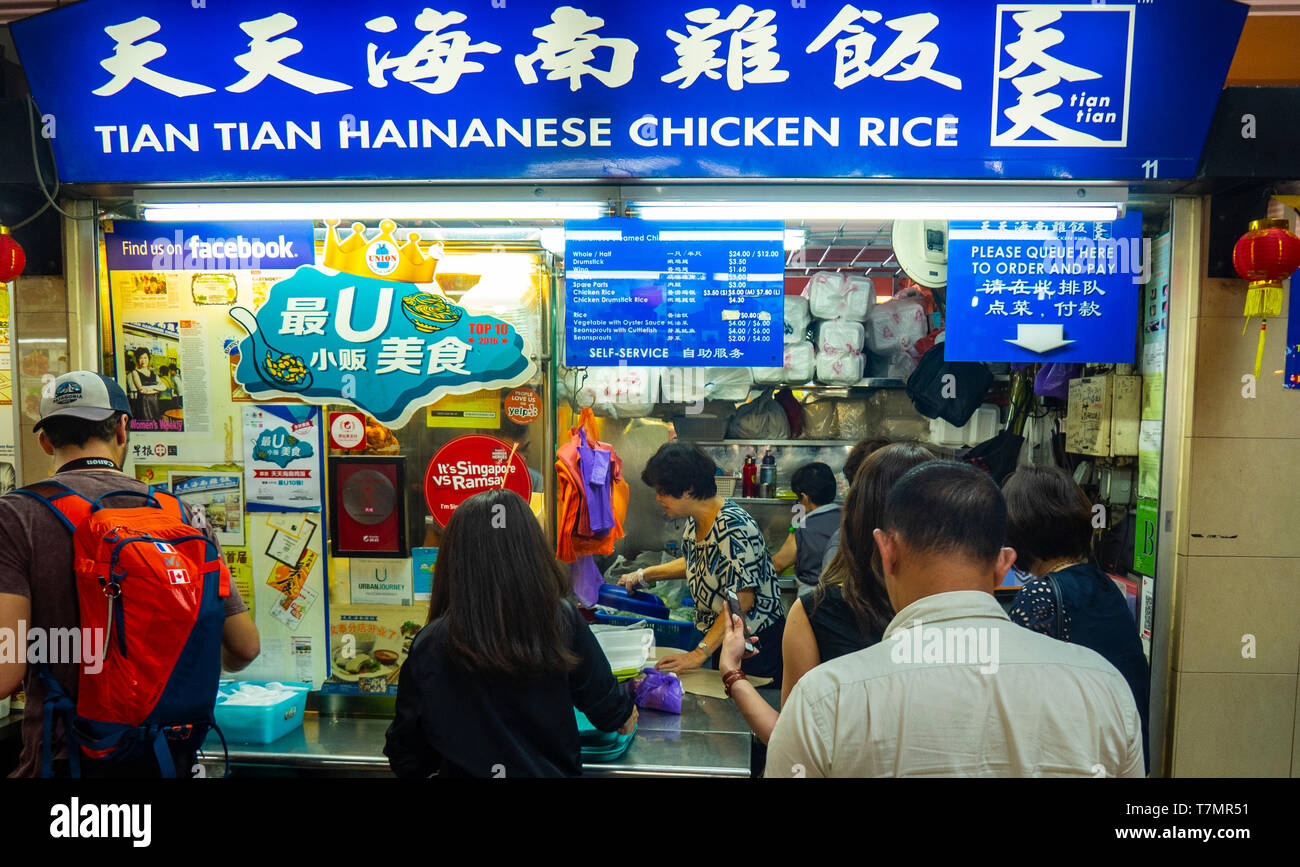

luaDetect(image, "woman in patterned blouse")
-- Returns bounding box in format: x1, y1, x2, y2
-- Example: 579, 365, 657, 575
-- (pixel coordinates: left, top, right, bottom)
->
618, 442, 786, 689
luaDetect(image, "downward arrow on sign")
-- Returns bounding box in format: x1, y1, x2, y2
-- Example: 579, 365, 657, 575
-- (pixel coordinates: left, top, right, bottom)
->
1004, 323, 1075, 354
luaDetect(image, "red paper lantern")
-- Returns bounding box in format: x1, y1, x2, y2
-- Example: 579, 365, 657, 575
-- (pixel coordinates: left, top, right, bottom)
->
1232, 218, 1300, 378
0, 226, 24, 283
1233, 218, 1300, 287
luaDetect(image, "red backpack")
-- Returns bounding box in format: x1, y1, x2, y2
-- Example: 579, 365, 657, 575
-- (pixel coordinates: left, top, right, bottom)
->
17, 481, 231, 778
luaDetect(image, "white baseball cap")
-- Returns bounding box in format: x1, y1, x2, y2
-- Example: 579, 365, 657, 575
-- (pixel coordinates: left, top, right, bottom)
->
35, 371, 132, 432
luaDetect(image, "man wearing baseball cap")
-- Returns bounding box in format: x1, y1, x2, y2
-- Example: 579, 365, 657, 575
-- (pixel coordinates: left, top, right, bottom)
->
0, 371, 260, 777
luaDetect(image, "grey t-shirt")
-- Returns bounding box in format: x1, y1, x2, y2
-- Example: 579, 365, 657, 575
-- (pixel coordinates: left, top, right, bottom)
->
794, 503, 841, 587
0, 469, 247, 778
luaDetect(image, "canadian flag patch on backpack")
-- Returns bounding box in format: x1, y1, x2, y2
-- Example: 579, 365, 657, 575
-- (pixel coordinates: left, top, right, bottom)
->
16, 481, 231, 778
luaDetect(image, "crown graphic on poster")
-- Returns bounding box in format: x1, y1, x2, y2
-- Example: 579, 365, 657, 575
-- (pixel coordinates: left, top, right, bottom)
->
324, 218, 442, 284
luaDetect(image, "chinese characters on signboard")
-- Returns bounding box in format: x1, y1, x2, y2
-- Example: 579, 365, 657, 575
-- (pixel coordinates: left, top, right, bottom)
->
944, 213, 1143, 363
10, 1, 1246, 182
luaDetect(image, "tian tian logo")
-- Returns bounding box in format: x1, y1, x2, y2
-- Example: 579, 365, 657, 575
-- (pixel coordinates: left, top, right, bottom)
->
991, 5, 1134, 148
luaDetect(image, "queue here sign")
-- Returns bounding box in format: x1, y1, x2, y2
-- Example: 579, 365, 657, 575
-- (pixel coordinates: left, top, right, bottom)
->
943, 213, 1143, 364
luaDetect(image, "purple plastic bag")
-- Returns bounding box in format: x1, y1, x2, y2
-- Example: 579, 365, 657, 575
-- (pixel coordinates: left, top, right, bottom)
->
634, 667, 683, 714
1034, 363, 1083, 401
571, 555, 603, 607
577, 429, 615, 533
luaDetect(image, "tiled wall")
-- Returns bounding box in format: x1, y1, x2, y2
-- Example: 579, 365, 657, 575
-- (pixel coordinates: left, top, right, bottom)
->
1167, 230, 1300, 776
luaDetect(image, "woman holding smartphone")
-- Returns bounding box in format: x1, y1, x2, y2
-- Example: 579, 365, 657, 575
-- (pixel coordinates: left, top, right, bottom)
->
385, 489, 637, 778
719, 443, 935, 743
619, 441, 786, 689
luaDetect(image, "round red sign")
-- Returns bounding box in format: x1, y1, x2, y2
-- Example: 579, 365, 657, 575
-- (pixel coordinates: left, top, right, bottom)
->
503, 387, 541, 425
329, 412, 366, 450
424, 435, 532, 527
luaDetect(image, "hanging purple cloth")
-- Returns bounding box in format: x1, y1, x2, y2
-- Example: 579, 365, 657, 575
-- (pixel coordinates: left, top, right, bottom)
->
1034, 363, 1083, 400
577, 429, 615, 534
570, 555, 603, 607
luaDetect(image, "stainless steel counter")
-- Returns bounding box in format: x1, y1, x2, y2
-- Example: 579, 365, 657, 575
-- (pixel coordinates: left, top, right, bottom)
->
199, 690, 757, 778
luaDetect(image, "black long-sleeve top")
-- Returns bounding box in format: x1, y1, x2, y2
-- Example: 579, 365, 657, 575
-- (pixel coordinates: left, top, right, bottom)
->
384, 601, 634, 778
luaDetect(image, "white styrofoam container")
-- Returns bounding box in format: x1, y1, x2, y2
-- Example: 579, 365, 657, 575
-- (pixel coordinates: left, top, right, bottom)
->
929, 403, 1001, 446
969, 404, 1000, 444
594, 627, 655, 673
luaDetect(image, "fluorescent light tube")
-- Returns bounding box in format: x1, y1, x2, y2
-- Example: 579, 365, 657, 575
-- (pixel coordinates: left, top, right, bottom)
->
140, 201, 608, 222
634, 202, 1122, 222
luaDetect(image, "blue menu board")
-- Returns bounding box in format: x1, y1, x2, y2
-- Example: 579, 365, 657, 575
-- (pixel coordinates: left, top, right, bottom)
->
565, 219, 784, 367
945, 212, 1143, 363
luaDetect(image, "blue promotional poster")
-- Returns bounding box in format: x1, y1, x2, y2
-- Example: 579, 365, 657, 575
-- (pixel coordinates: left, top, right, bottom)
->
565, 218, 783, 366
242, 404, 323, 512
10, 0, 1246, 183
944, 212, 1142, 363
230, 220, 537, 425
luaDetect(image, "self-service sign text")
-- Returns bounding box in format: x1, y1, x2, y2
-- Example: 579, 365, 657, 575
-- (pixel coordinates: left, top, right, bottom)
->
565, 219, 783, 367
944, 213, 1142, 364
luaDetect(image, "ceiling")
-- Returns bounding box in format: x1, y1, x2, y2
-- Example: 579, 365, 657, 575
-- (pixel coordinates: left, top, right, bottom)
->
0, 1, 66, 26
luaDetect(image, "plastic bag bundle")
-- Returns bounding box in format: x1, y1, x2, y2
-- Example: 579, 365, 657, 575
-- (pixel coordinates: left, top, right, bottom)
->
835, 400, 874, 442
726, 392, 791, 439
703, 367, 755, 401
217, 682, 308, 706
868, 388, 931, 440
783, 340, 816, 383
573, 366, 659, 418
865, 299, 927, 355
752, 363, 785, 385
869, 349, 921, 380
815, 319, 866, 356
816, 350, 864, 385
801, 396, 839, 439
635, 668, 683, 714
784, 295, 811, 344
660, 367, 752, 403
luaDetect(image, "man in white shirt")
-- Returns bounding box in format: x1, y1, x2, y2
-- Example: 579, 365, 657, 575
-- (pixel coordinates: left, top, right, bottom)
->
765, 461, 1145, 778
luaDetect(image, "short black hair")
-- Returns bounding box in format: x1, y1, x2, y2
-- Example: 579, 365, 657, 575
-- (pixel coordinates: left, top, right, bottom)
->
882, 461, 1005, 564
501, 418, 531, 445
1002, 466, 1093, 566
641, 441, 717, 499
40, 412, 125, 449
844, 438, 890, 485
791, 462, 836, 506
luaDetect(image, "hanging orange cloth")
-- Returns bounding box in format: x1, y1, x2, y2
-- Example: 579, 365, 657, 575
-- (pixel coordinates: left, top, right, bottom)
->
554, 408, 628, 563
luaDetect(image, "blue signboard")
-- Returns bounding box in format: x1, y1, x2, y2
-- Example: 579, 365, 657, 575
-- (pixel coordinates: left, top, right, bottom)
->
565, 219, 783, 367
10, 0, 1245, 183
945, 212, 1142, 363
104, 221, 315, 271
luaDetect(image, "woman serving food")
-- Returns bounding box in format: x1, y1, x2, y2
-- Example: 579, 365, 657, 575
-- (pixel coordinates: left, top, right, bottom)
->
619, 442, 786, 689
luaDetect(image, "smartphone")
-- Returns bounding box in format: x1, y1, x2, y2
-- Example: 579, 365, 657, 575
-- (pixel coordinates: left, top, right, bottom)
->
726, 590, 758, 653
